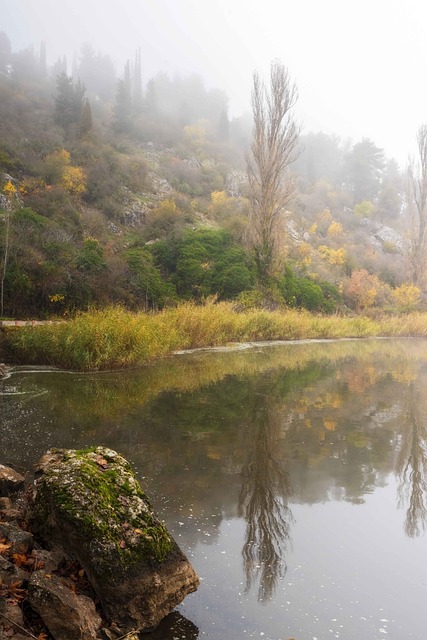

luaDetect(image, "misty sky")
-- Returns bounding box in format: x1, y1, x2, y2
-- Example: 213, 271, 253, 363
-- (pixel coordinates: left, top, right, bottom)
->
3, 0, 427, 165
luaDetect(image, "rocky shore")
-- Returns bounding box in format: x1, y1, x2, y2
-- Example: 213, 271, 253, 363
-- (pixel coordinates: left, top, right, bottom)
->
0, 449, 199, 639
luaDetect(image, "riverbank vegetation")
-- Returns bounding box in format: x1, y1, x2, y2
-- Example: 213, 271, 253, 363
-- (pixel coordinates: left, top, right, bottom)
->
3, 303, 427, 370
1, 31, 426, 326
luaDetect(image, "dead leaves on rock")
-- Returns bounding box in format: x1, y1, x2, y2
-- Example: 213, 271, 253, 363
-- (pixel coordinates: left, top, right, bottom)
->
94, 454, 109, 470
0, 579, 27, 603
0, 536, 55, 639
0, 537, 12, 555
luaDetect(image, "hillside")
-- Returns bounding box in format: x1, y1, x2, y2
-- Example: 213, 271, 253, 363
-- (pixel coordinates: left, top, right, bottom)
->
0, 33, 416, 318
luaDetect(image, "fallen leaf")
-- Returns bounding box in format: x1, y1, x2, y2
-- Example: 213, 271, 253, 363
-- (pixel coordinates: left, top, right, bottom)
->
12, 553, 27, 567
6, 580, 26, 601
0, 538, 12, 555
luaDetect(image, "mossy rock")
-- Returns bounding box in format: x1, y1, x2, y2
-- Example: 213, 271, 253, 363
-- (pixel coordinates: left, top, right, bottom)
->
31, 447, 199, 633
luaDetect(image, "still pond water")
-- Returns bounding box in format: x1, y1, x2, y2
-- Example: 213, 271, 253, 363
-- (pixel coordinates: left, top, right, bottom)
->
2, 338, 427, 640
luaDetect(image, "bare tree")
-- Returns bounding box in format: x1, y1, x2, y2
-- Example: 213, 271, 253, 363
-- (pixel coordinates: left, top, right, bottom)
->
246, 60, 300, 280
407, 125, 427, 286
396, 383, 427, 537
1, 182, 17, 318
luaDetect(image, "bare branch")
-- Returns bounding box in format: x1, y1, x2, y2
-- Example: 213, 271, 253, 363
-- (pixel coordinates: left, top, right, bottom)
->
407, 124, 427, 285
246, 60, 300, 280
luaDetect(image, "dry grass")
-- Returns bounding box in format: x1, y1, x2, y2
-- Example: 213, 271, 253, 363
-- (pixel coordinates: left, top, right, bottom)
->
3, 303, 427, 370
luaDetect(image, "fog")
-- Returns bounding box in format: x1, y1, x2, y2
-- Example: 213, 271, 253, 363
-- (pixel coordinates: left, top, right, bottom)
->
3, 0, 427, 165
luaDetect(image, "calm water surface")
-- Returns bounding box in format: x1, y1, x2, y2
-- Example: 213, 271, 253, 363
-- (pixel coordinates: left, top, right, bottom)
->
2, 338, 427, 640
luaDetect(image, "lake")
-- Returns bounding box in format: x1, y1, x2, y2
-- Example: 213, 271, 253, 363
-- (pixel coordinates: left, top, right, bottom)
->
2, 338, 427, 640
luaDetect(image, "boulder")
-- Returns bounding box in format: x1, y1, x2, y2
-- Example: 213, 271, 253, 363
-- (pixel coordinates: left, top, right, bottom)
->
0, 496, 23, 522
28, 570, 102, 640
0, 522, 33, 555
0, 555, 30, 586
0, 465, 25, 497
0, 598, 26, 638
30, 447, 199, 633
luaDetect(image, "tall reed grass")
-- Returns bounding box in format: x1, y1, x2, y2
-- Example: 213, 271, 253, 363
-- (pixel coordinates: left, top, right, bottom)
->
3, 303, 427, 371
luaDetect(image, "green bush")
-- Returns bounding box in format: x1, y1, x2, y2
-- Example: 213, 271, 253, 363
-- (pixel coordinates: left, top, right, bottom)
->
125, 247, 177, 309
170, 229, 255, 300
280, 267, 342, 313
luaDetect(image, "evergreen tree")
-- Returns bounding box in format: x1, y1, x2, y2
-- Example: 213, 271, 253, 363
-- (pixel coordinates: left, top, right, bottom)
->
79, 98, 93, 137
218, 108, 230, 141
0, 31, 11, 74
55, 72, 85, 135
144, 78, 158, 114
133, 48, 143, 113
51, 56, 67, 79
39, 41, 47, 78
113, 61, 132, 132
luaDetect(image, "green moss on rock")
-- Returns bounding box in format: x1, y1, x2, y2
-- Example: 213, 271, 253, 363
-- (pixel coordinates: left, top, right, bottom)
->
33, 447, 172, 565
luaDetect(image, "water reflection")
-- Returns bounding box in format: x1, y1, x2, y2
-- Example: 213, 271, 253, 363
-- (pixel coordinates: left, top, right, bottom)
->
238, 403, 293, 601
4, 339, 427, 638
397, 382, 427, 537
145, 611, 199, 639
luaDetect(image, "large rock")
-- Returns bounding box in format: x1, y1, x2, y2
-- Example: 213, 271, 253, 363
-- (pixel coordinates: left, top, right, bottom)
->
30, 447, 199, 633
29, 571, 102, 640
0, 521, 33, 555
0, 465, 25, 497
0, 598, 26, 638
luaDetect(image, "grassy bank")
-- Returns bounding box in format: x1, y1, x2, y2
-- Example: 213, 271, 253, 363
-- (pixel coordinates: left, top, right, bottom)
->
2, 303, 427, 371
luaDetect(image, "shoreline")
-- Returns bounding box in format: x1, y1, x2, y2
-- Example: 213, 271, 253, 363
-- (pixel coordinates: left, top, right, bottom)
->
2, 304, 427, 372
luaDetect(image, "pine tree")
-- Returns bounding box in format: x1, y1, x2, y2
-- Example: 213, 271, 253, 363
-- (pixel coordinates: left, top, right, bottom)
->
55, 72, 85, 136
79, 98, 93, 137
113, 61, 132, 132
218, 108, 230, 141
39, 41, 47, 77
133, 48, 143, 113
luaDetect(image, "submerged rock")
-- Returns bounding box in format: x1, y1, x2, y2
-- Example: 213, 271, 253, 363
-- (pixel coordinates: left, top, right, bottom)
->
30, 447, 199, 634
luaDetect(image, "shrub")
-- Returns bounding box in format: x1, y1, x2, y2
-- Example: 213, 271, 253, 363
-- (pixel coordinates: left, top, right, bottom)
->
391, 283, 421, 312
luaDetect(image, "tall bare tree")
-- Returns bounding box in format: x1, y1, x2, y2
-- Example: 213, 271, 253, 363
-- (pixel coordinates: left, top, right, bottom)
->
407, 125, 427, 286
246, 60, 300, 280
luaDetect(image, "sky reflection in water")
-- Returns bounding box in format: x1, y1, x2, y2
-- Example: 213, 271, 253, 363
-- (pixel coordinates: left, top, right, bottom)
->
2, 338, 427, 639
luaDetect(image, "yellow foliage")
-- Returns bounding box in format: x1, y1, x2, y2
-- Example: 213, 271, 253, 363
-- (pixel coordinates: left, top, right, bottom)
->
308, 222, 317, 234
184, 124, 207, 150
392, 283, 421, 311
209, 190, 234, 218
55, 149, 71, 164
327, 221, 343, 236
210, 190, 228, 208
153, 199, 178, 216
354, 200, 375, 218
297, 242, 312, 265
61, 165, 86, 194
325, 393, 342, 409
346, 269, 381, 310
19, 177, 47, 196
318, 245, 346, 265
323, 418, 336, 431
318, 208, 332, 224
3, 180, 16, 197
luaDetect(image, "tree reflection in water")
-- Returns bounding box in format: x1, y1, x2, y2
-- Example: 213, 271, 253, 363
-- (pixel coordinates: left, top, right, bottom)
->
397, 383, 427, 537
237, 403, 294, 601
